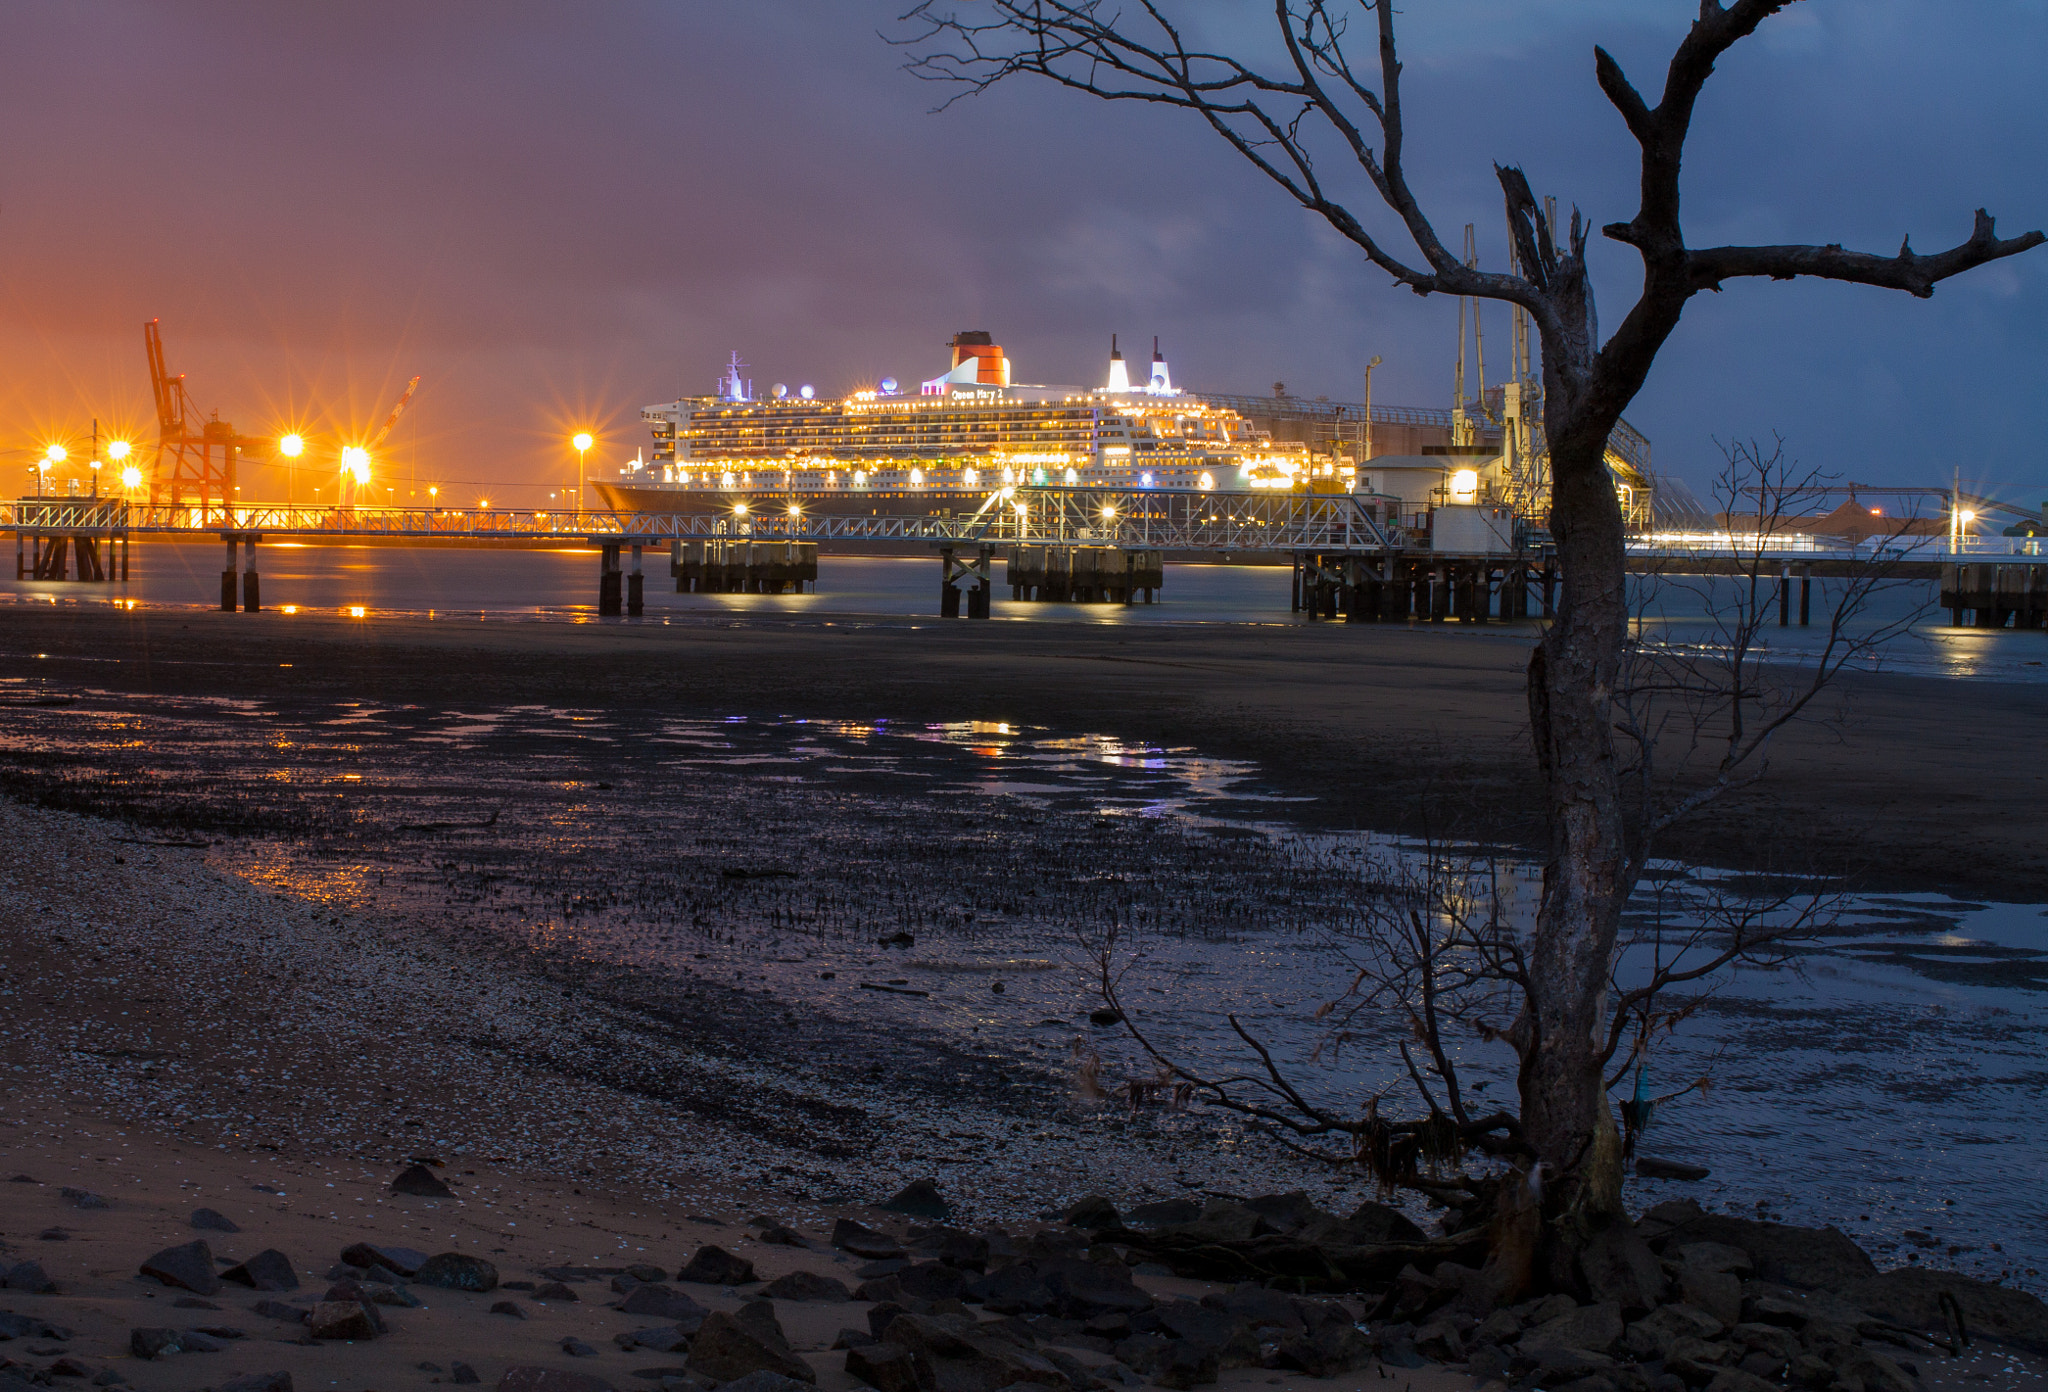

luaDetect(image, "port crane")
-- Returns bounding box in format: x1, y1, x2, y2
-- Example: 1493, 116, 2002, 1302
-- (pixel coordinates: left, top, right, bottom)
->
144, 319, 266, 509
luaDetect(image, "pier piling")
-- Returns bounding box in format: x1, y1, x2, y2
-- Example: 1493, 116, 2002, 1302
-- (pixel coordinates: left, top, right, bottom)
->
627, 543, 644, 616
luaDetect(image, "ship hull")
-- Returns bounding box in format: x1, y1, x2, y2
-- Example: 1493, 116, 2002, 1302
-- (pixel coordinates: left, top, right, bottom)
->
594, 479, 1009, 520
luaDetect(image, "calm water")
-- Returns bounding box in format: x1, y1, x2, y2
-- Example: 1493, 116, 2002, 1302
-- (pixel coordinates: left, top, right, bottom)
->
3, 538, 2044, 682
1, 682, 2044, 1286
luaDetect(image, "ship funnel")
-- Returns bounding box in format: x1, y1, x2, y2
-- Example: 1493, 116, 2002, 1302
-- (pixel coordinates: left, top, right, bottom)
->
1148, 336, 1172, 394
1105, 334, 1130, 393
947, 330, 1010, 386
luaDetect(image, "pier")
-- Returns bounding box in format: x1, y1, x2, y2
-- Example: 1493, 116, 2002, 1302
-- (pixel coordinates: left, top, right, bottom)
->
7, 492, 2047, 626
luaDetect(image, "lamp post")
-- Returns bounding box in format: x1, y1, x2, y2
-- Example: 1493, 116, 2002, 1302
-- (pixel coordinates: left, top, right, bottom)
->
572, 432, 594, 522
1362, 355, 1383, 463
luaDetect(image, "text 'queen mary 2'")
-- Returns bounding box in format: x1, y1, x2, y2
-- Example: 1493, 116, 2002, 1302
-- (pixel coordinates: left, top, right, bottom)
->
592, 332, 1325, 519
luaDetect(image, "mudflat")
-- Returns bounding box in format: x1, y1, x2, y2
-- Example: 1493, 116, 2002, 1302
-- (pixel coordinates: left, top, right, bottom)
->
1, 605, 2041, 900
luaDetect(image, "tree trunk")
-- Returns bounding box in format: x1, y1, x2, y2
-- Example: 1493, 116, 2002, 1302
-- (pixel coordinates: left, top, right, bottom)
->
1519, 424, 1631, 1235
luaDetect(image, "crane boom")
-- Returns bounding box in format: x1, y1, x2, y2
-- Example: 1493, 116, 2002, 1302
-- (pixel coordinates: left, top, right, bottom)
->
368, 376, 422, 452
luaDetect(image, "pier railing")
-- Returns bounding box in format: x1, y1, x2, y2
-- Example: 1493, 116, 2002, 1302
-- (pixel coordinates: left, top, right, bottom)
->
8, 495, 2040, 564
4, 489, 1393, 554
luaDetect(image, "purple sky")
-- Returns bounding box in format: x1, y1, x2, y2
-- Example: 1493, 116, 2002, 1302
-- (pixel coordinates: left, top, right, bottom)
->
2, 2, 2042, 508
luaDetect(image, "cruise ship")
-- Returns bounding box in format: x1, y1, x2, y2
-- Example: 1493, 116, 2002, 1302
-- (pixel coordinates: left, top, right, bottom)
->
591, 333, 1328, 517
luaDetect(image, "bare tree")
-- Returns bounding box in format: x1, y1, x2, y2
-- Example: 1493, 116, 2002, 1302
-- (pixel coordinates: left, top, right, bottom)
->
902, 0, 2043, 1243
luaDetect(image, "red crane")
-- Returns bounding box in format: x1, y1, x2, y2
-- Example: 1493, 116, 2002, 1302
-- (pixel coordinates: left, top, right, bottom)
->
144, 319, 263, 509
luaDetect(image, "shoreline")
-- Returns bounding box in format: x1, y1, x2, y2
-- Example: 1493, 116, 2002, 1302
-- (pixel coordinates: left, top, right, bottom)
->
1, 606, 2042, 900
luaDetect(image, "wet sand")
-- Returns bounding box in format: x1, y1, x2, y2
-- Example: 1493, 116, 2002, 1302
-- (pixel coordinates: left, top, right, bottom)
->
1, 605, 2042, 900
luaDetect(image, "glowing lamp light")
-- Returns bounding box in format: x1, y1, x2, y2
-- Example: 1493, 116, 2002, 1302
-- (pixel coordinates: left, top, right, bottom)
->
787, 503, 802, 518
572, 432, 594, 452
341, 446, 371, 484
1197, 471, 1215, 491
1101, 504, 1117, 520
1450, 467, 1480, 498
44, 444, 66, 463
1959, 510, 1976, 523
734, 502, 750, 516
120, 465, 143, 489
279, 434, 305, 458
478, 498, 490, 508
108, 440, 132, 461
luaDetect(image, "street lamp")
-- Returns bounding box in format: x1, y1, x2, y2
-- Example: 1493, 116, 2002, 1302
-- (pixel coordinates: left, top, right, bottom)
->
1362, 355, 1383, 463
572, 432, 594, 519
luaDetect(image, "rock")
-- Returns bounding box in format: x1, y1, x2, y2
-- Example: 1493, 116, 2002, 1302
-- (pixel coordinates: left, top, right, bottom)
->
895, 1262, 971, 1303
627, 1262, 670, 1283
677, 1246, 758, 1286
496, 1369, 615, 1392
217, 1375, 294, 1392
1824, 1349, 1915, 1392
1678, 1269, 1744, 1327
416, 1252, 500, 1292
128, 1328, 183, 1359
1702, 1370, 1777, 1392
3, 1261, 55, 1293
883, 1180, 952, 1220
1126, 1201, 1201, 1229
970, 1264, 1056, 1315
452, 1363, 481, 1384
222, 1249, 301, 1292
760, 1226, 810, 1248
179, 1329, 231, 1353
59, 1187, 109, 1210
492, 1300, 528, 1318
1114, 1332, 1218, 1389
38, 1228, 69, 1241
1578, 1223, 1667, 1315
687, 1308, 816, 1386
846, 1341, 919, 1392
1664, 1335, 1733, 1383
763, 1271, 852, 1303
1623, 1305, 1726, 1360
1675, 1243, 1754, 1278
1523, 1302, 1625, 1356
1523, 1346, 1617, 1382
1035, 1256, 1153, 1318
834, 1220, 908, 1260
621, 1285, 713, 1329
563, 1337, 600, 1357
1271, 1323, 1371, 1378
908, 1225, 992, 1272
90, 1374, 126, 1389
141, 1240, 221, 1296
626, 1327, 695, 1353
1330, 1200, 1427, 1246
717, 1374, 815, 1392
309, 1301, 380, 1340
1786, 1354, 1833, 1388
253, 1299, 309, 1322
340, 1243, 428, 1276
1636, 1157, 1712, 1181
190, 1208, 241, 1233
370, 1285, 422, 1307
1636, 1202, 1876, 1292
835, 1329, 878, 1351
1241, 1192, 1331, 1235
868, 1303, 916, 1342
1177, 1201, 1268, 1245
391, 1163, 454, 1198
1147, 1300, 1260, 1367
886, 1312, 1073, 1392
1473, 1309, 1522, 1346
1063, 1195, 1123, 1233
1842, 1266, 2048, 1354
